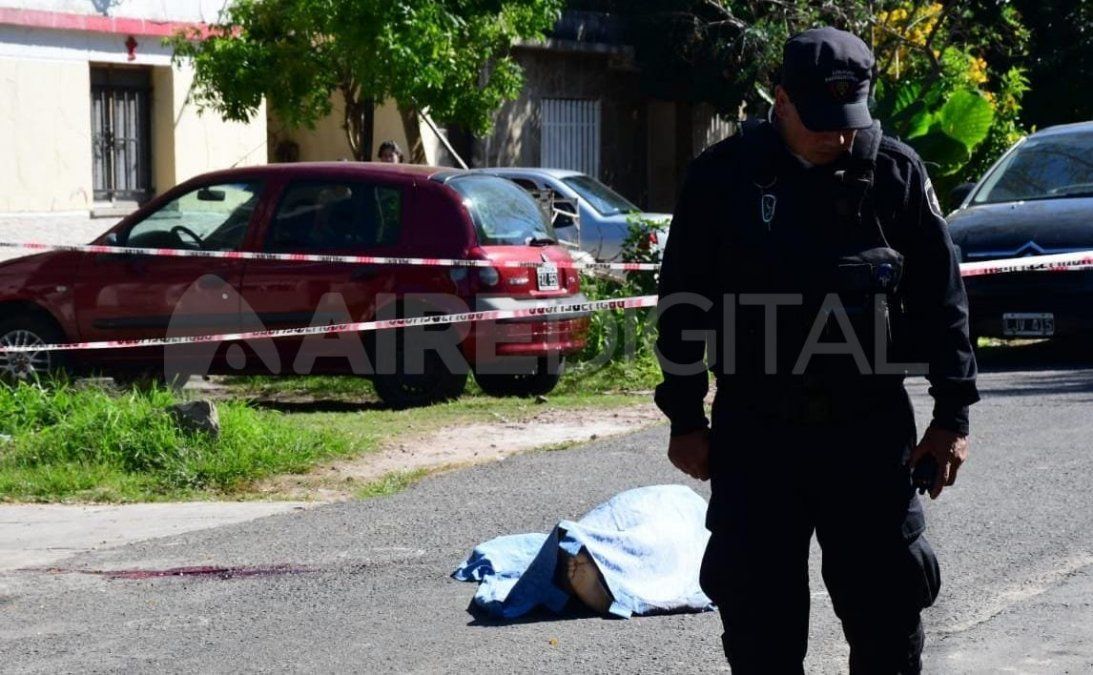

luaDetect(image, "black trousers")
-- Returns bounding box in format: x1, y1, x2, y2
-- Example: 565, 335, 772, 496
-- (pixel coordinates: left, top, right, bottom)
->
700, 387, 940, 674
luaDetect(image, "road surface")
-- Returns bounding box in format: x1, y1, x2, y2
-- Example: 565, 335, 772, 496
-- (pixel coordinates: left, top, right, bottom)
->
1, 346, 1091, 673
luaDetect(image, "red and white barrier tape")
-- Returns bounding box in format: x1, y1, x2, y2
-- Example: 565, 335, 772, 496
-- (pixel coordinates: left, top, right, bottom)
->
0, 295, 657, 353
958, 250, 1093, 277
0, 241, 659, 273
2, 239, 1092, 355
4, 239, 1093, 277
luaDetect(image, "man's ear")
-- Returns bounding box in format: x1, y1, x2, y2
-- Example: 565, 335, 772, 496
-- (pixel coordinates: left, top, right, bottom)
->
773, 85, 789, 121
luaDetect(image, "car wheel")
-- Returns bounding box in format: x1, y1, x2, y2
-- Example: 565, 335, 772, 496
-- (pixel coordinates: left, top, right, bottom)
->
0, 315, 68, 384
372, 344, 467, 409
474, 356, 564, 397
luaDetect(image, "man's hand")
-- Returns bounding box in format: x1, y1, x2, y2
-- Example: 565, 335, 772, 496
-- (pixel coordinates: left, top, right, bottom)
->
668, 429, 711, 481
909, 426, 969, 500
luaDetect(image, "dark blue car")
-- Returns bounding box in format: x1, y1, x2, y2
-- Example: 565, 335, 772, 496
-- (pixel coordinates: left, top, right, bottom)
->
947, 122, 1093, 341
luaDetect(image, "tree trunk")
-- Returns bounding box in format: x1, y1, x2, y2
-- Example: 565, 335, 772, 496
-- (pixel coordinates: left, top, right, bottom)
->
342, 87, 375, 161
360, 99, 375, 161
398, 104, 428, 164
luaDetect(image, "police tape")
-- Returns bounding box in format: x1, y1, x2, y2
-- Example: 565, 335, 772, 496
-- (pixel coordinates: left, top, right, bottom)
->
2, 240, 1092, 355
0, 295, 659, 353
958, 250, 1093, 277
4, 239, 1093, 277
0, 241, 659, 273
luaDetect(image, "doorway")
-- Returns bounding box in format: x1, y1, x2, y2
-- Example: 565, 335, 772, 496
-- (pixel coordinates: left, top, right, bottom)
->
90, 66, 152, 203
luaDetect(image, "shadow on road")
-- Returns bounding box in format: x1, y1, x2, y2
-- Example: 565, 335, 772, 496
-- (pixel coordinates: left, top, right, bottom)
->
975, 339, 1093, 398
464, 600, 608, 627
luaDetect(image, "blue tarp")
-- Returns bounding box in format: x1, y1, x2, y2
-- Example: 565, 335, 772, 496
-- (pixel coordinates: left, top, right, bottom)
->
452, 484, 714, 619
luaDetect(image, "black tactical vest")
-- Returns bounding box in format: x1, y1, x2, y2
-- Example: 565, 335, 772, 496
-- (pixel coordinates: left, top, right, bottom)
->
713, 120, 909, 421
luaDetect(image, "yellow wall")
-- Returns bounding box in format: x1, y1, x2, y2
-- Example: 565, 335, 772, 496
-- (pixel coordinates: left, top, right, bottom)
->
166, 63, 267, 187
0, 57, 92, 212
270, 97, 414, 163
151, 65, 176, 195
0, 58, 267, 213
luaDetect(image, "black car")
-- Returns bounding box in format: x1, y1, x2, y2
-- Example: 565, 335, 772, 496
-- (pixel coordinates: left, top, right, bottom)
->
947, 122, 1093, 341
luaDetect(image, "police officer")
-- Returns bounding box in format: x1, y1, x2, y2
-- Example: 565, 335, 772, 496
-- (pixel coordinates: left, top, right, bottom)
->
655, 27, 979, 673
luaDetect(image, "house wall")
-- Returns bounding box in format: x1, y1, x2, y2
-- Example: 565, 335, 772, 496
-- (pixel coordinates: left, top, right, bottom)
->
0, 57, 92, 212
166, 62, 266, 185
269, 97, 443, 165
0, 0, 227, 24
476, 46, 649, 208
0, 16, 266, 214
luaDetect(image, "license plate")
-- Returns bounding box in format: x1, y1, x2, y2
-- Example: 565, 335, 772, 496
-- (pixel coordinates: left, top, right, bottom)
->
537, 263, 559, 291
1002, 312, 1055, 337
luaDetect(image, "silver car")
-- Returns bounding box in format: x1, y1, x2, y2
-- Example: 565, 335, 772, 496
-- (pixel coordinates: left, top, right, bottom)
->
471, 168, 671, 262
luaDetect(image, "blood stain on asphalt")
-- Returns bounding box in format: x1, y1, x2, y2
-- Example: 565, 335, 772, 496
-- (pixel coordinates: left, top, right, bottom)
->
25, 564, 314, 580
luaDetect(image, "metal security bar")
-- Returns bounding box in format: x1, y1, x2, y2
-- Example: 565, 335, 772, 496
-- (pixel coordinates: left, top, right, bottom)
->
90, 67, 152, 202
540, 98, 601, 178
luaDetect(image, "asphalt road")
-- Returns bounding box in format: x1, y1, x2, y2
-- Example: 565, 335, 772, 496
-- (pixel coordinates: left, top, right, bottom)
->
2, 345, 1092, 674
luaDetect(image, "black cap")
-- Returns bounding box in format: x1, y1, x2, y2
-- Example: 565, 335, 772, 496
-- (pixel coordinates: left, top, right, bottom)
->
781, 27, 875, 132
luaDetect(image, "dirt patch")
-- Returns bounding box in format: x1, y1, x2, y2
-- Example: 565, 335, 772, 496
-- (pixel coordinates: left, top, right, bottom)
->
258, 402, 664, 501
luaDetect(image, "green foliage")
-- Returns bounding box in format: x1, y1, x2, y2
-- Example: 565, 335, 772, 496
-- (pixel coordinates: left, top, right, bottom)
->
169, 0, 563, 159
0, 380, 347, 501
875, 80, 995, 177
577, 1, 1033, 199
1011, 0, 1093, 128
599, 0, 874, 113
869, 3, 1032, 194
558, 216, 665, 394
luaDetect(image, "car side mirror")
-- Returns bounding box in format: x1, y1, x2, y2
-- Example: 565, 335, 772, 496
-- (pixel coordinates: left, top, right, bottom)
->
554, 213, 576, 229
949, 182, 975, 207
104, 232, 118, 245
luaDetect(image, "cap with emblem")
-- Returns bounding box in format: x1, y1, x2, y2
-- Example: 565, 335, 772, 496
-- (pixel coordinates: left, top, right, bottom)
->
781, 26, 875, 132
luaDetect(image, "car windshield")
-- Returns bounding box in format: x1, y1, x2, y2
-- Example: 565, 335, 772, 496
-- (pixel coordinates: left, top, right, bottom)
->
449, 175, 556, 245
561, 175, 639, 216
973, 130, 1093, 204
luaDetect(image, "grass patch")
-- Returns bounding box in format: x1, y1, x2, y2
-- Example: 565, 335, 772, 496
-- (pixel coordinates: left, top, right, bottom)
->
0, 377, 649, 503
284, 391, 646, 452
354, 468, 429, 499
554, 354, 662, 396
0, 380, 349, 503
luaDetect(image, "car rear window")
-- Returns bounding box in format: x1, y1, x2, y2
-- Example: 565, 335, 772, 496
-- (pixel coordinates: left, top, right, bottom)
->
973, 131, 1093, 204
266, 180, 402, 252
561, 174, 638, 216
447, 175, 556, 245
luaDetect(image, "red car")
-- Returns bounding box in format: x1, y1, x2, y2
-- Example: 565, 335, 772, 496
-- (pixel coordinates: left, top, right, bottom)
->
0, 163, 590, 406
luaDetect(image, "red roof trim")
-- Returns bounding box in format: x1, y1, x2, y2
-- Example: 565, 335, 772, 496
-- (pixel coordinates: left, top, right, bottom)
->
0, 7, 211, 38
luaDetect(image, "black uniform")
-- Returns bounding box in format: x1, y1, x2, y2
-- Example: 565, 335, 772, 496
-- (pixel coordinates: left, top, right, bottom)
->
654, 119, 979, 673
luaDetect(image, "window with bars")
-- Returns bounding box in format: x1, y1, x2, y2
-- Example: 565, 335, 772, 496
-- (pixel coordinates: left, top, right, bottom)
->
540, 98, 601, 178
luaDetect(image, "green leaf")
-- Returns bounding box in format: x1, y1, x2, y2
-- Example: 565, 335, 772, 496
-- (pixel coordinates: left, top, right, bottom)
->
888, 99, 932, 139
938, 90, 995, 149
907, 127, 972, 177
891, 81, 922, 117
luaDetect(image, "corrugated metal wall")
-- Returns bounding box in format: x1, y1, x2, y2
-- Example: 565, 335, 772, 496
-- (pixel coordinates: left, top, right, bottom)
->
540, 98, 601, 177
